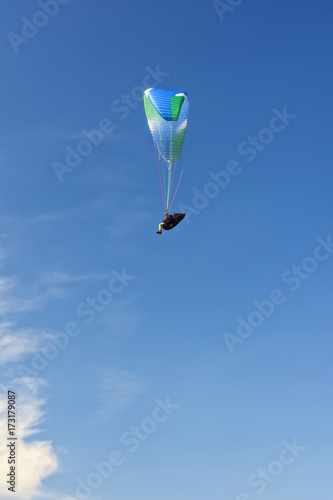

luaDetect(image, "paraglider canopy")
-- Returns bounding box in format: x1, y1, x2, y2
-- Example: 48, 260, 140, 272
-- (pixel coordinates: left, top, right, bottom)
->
143, 88, 189, 212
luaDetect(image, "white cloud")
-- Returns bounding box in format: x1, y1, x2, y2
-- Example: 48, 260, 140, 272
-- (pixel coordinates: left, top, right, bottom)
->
0, 378, 59, 500
0, 322, 51, 365
0, 274, 74, 316
0, 275, 51, 314
90, 368, 145, 424
0, 277, 54, 315
0, 266, 118, 317
0, 276, 15, 292
0, 296, 46, 315
0, 291, 62, 315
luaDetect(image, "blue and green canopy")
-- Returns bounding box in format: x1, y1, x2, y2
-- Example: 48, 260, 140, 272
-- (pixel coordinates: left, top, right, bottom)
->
143, 88, 189, 211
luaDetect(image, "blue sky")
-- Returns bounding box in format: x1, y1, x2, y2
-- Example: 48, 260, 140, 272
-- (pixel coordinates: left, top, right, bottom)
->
0, 0, 332, 499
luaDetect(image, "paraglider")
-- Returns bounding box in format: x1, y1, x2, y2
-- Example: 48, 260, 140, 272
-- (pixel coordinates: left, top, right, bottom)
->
143, 88, 189, 234
156, 212, 186, 234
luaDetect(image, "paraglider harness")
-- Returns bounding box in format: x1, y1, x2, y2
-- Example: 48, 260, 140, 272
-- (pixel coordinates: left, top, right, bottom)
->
157, 212, 186, 233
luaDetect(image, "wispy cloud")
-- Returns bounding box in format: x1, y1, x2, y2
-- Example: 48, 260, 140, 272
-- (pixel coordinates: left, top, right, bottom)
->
0, 269, 112, 317
90, 368, 145, 424
0, 322, 52, 365
0, 276, 15, 292
0, 378, 59, 500
0, 275, 70, 315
